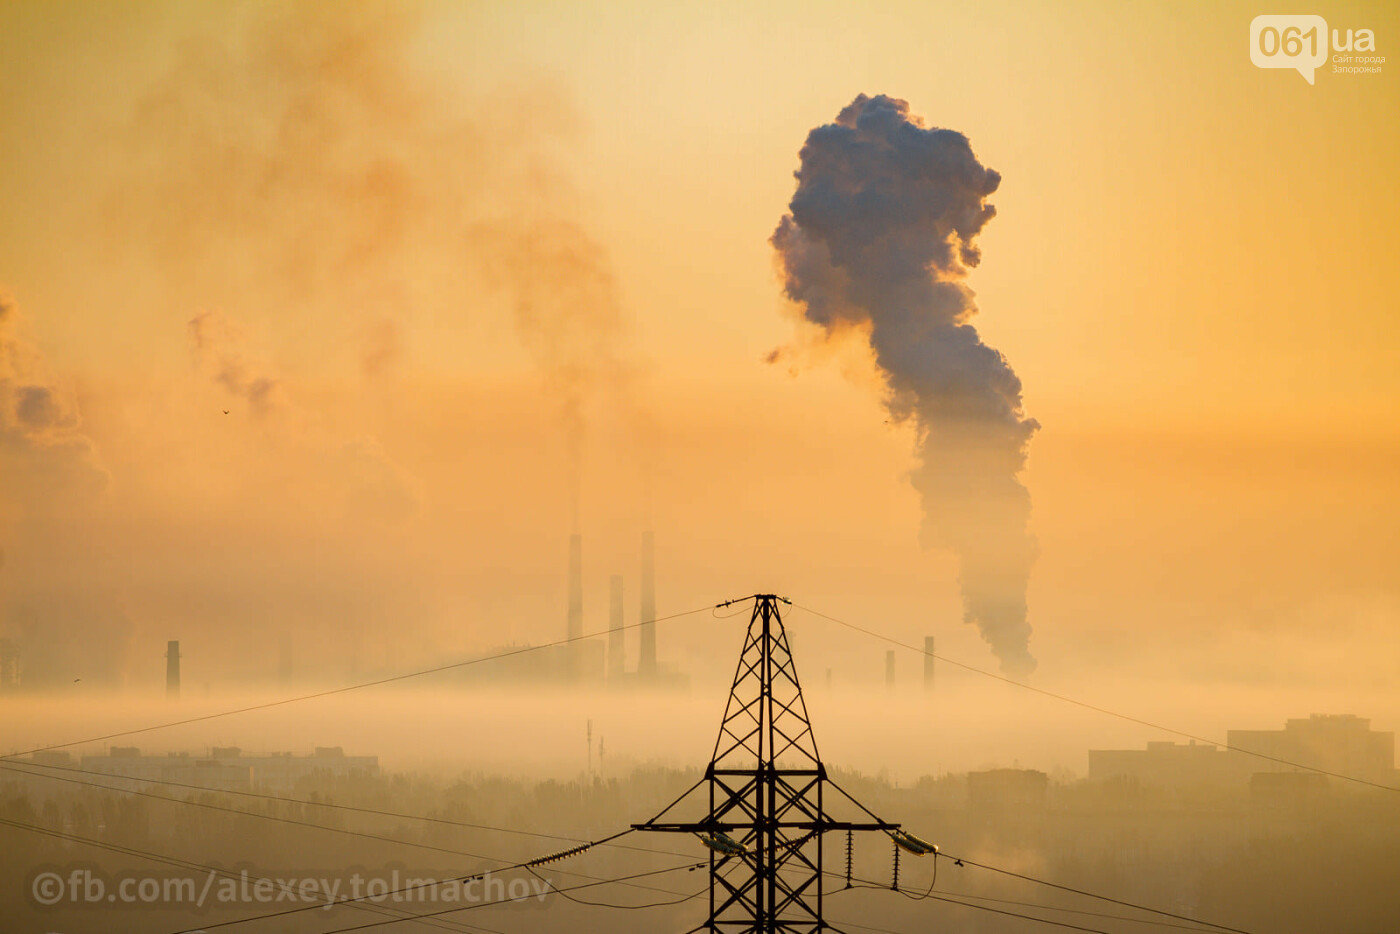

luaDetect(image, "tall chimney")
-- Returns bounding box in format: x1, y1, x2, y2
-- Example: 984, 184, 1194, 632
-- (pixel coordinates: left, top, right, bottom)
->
608, 575, 624, 681
166, 640, 181, 700
885, 650, 895, 691
638, 531, 657, 679
278, 632, 294, 685
923, 636, 935, 692
0, 639, 19, 691
567, 534, 583, 641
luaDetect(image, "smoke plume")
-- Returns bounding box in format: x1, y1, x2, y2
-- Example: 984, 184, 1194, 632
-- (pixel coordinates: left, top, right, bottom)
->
0, 295, 108, 514
771, 94, 1039, 676
188, 310, 421, 525
116, 4, 637, 529
470, 217, 630, 529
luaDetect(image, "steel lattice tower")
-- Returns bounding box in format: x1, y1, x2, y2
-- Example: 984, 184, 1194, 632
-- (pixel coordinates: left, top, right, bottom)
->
634, 595, 897, 933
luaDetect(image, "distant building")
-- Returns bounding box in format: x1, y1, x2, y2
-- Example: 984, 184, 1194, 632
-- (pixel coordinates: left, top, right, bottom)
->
1228, 714, 1395, 788
967, 768, 1048, 808
460, 640, 606, 686
0, 639, 19, 691
69, 746, 379, 792
48, 749, 253, 791
31, 750, 73, 768
1250, 770, 1330, 807
1088, 740, 1246, 789
1090, 715, 1397, 792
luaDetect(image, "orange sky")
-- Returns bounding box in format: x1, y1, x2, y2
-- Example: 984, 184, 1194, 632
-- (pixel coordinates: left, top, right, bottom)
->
0, 1, 1396, 710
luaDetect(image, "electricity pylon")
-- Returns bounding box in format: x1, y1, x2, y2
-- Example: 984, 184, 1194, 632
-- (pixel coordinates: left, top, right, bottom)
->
634, 594, 898, 932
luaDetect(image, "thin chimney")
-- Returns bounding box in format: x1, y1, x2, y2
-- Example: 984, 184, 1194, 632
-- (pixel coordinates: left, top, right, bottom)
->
566, 534, 583, 683
608, 575, 624, 681
567, 534, 583, 641
885, 650, 895, 691
638, 531, 657, 679
166, 640, 181, 700
923, 636, 935, 692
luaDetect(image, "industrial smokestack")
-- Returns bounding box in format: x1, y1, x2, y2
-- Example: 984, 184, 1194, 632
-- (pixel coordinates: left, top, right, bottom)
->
166, 640, 180, 700
885, 650, 895, 691
924, 636, 935, 692
0, 639, 19, 691
638, 531, 657, 679
772, 94, 1039, 677
278, 632, 294, 684
608, 574, 624, 681
566, 534, 583, 683
567, 534, 583, 642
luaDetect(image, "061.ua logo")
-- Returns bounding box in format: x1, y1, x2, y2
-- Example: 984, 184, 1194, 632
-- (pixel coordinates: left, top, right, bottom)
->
1250, 14, 1377, 84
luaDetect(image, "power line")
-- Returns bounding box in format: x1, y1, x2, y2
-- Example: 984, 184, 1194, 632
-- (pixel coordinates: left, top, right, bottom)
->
15, 764, 1153, 934
152, 776, 710, 932
792, 602, 1400, 793
524, 862, 710, 909
840, 876, 1222, 932
0, 759, 685, 897
2, 754, 687, 859
0, 758, 712, 907
0, 802, 688, 934
902, 881, 1227, 931
181, 861, 709, 934
835, 867, 1243, 934
933, 852, 1252, 934
0, 814, 500, 934
0, 593, 1293, 933
1, 603, 715, 761
845, 889, 1120, 934
4, 755, 1237, 934
818, 781, 1253, 934
1, 806, 704, 934
0, 759, 525, 861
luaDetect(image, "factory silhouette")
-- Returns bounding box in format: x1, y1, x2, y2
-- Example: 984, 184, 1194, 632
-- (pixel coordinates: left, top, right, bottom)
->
470, 530, 689, 689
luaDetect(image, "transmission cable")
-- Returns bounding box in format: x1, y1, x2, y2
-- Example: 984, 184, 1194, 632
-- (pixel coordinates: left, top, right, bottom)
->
1, 602, 715, 760
931, 851, 1253, 934
185, 861, 709, 934
0, 814, 500, 934
1, 754, 692, 860
791, 601, 1399, 792
523, 862, 708, 909
0, 759, 687, 898
836, 891, 1120, 934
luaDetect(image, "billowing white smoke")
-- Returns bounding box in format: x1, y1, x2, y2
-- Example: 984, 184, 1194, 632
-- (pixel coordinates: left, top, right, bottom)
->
772, 94, 1039, 676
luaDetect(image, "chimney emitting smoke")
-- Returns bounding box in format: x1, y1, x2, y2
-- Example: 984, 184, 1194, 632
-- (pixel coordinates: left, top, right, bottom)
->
924, 636, 935, 692
166, 640, 181, 700
638, 531, 657, 679
608, 574, 624, 681
567, 534, 583, 642
772, 94, 1039, 676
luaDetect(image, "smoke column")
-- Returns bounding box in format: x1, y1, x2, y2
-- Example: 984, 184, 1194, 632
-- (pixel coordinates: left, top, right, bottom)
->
638, 530, 657, 679
771, 94, 1039, 676
608, 574, 624, 681
0, 294, 107, 510
567, 533, 583, 642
